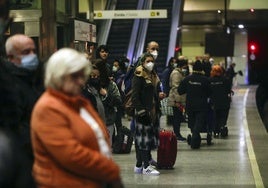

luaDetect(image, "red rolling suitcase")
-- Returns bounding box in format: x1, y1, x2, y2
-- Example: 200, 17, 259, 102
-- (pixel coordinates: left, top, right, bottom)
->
157, 130, 177, 169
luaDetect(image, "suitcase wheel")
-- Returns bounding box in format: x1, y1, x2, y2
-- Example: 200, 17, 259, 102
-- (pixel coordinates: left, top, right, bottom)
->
220, 127, 228, 137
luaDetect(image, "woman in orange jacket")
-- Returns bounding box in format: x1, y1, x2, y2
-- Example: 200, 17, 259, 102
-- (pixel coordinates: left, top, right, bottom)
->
31, 48, 123, 188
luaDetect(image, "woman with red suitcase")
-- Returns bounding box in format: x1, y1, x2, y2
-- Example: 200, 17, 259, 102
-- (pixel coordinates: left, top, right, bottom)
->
132, 53, 164, 175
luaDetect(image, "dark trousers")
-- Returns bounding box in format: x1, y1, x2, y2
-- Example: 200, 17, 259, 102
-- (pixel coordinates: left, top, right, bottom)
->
213, 108, 229, 133
166, 115, 173, 125
135, 144, 150, 168
172, 107, 184, 137
115, 106, 123, 130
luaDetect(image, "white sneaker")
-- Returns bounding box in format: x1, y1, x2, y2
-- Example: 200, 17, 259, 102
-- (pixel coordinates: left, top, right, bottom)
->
134, 166, 143, 174
142, 165, 160, 175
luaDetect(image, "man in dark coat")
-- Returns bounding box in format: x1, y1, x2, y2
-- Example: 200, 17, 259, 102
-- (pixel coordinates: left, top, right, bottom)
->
225, 63, 237, 85
0, 1, 36, 186
5, 34, 44, 159
178, 60, 211, 149
0, 60, 37, 188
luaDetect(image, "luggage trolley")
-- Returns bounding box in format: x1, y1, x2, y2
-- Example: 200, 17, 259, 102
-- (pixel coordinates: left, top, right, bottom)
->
186, 109, 214, 148
186, 127, 212, 146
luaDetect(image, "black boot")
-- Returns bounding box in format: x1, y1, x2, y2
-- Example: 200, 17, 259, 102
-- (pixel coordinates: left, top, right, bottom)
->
177, 133, 186, 141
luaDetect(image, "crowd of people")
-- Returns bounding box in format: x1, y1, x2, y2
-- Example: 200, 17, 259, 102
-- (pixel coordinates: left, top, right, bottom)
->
82, 42, 236, 171
164, 55, 234, 149
0, 3, 241, 185
0, 35, 239, 183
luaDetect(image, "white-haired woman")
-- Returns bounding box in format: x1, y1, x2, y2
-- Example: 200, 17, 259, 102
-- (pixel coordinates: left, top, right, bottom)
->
31, 48, 123, 188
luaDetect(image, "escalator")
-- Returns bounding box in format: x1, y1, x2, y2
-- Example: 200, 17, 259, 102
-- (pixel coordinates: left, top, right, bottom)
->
106, 0, 139, 62
144, 0, 173, 74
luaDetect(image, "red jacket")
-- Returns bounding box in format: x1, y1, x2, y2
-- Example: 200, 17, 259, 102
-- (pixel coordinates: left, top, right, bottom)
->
31, 88, 121, 188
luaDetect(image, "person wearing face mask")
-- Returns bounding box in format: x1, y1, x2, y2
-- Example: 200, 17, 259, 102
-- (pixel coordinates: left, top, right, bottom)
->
5, 34, 44, 161
178, 56, 190, 76
168, 58, 188, 141
82, 65, 106, 121
94, 59, 122, 146
111, 57, 129, 132
160, 57, 178, 126
122, 41, 162, 167
161, 57, 177, 95
0, 3, 37, 187
178, 60, 211, 149
132, 53, 164, 176
147, 41, 159, 60
134, 41, 160, 68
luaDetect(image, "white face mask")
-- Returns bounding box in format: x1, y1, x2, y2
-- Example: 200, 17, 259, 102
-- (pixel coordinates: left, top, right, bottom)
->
145, 62, 154, 72
150, 50, 158, 60
181, 68, 188, 75
173, 63, 178, 68
112, 66, 118, 72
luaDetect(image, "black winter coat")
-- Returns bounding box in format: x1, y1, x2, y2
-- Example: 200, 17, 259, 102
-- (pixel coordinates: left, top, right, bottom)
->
178, 73, 210, 112
132, 75, 155, 112
8, 62, 44, 158
101, 81, 122, 125
0, 59, 36, 188
209, 76, 232, 109
161, 66, 173, 95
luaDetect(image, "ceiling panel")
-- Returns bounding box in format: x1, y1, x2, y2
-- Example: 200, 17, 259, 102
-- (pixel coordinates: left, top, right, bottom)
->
183, 0, 268, 28
229, 0, 268, 10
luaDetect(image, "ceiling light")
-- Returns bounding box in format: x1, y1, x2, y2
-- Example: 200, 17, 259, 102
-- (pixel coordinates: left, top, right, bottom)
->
226, 27, 230, 34
238, 24, 244, 29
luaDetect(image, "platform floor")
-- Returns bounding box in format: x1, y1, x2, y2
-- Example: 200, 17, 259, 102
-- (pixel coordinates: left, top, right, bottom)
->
112, 86, 268, 188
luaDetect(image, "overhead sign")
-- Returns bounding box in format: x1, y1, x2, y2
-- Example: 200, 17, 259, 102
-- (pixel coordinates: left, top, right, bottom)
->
93, 10, 167, 19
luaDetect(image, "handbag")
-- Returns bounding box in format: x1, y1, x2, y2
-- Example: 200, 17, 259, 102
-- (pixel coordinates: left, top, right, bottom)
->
123, 90, 135, 117
160, 98, 173, 116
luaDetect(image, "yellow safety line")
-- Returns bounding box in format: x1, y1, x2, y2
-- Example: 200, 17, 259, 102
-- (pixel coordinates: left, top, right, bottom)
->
243, 88, 265, 188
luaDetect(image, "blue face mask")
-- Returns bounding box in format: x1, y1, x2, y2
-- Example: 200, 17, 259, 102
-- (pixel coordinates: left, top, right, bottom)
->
20, 54, 39, 70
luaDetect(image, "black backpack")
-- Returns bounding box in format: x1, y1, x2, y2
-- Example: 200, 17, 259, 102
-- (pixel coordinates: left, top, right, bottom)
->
112, 126, 133, 154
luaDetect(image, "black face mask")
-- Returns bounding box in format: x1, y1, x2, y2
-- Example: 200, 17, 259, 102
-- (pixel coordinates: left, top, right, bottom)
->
89, 78, 100, 89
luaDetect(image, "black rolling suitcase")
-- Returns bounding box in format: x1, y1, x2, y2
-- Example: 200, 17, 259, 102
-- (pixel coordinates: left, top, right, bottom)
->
112, 126, 133, 154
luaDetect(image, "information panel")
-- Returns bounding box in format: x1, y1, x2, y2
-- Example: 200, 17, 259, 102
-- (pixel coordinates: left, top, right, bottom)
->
94, 9, 167, 19
74, 19, 96, 42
